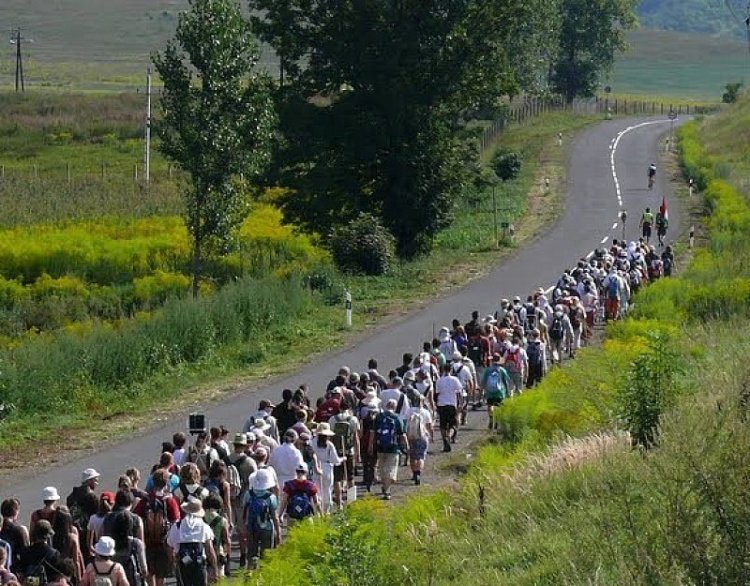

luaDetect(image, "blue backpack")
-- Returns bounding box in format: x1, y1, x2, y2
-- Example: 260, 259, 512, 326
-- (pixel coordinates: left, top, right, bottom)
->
526, 342, 544, 369
285, 480, 314, 520
484, 368, 506, 400
607, 278, 619, 299
375, 414, 398, 450
245, 491, 272, 532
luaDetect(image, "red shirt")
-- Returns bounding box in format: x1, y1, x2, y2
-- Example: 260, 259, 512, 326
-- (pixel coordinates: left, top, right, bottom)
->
133, 492, 180, 523
282, 478, 318, 497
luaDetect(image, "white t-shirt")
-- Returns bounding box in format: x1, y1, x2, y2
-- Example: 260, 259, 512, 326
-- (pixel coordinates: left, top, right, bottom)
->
166, 515, 213, 550
268, 442, 304, 486
435, 375, 463, 407
172, 448, 187, 466
405, 407, 433, 440
379, 388, 408, 418
450, 363, 472, 395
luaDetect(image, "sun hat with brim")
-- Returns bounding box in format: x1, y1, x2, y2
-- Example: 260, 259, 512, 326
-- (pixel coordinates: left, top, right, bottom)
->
233, 433, 248, 446
94, 536, 116, 558
316, 422, 336, 437
492, 353, 503, 363
181, 498, 205, 518
253, 419, 271, 432
403, 371, 416, 382
329, 387, 343, 395
296, 462, 308, 474
251, 469, 276, 492
42, 486, 60, 501
81, 468, 100, 483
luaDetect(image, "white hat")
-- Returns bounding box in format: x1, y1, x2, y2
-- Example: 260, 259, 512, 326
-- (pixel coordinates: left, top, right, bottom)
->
295, 462, 308, 474
42, 486, 60, 501
245, 432, 257, 443
233, 433, 248, 446
94, 536, 116, 557
403, 370, 416, 382
251, 469, 276, 492
253, 419, 270, 432
181, 498, 205, 518
452, 350, 462, 362
484, 314, 497, 324
81, 468, 100, 483
316, 422, 336, 437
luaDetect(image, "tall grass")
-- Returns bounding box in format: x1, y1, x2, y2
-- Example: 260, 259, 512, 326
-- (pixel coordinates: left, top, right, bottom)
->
246, 89, 750, 586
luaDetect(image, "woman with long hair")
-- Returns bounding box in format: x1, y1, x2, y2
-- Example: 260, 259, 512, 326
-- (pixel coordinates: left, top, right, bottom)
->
110, 509, 147, 586
51, 508, 84, 583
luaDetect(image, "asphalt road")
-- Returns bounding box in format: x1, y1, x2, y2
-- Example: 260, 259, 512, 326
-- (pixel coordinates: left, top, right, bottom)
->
3, 116, 683, 506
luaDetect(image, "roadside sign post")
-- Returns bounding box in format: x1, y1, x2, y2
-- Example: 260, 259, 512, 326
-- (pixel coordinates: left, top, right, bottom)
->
345, 290, 352, 328
689, 178, 694, 198
689, 225, 695, 248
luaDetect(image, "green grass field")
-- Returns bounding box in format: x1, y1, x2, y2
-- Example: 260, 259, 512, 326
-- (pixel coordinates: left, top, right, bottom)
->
0, 0, 745, 98
612, 29, 749, 99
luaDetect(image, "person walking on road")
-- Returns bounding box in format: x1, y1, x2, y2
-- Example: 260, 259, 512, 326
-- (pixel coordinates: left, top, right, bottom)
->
481, 354, 510, 430
373, 400, 408, 499
435, 365, 463, 452
639, 207, 654, 244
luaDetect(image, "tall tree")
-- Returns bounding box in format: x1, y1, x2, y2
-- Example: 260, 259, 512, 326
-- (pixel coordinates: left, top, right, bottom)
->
255, 0, 536, 258
551, 0, 638, 103
153, 0, 276, 296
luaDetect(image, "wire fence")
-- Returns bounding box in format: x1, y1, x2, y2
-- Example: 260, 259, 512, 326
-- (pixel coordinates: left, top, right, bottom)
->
479, 95, 705, 152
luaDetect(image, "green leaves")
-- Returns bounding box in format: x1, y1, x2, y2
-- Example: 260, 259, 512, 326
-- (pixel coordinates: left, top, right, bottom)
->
153, 0, 276, 295
551, 0, 638, 102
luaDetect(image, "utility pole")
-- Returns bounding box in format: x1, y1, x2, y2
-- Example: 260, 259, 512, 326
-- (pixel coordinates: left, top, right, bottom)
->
10, 28, 26, 92
144, 67, 152, 186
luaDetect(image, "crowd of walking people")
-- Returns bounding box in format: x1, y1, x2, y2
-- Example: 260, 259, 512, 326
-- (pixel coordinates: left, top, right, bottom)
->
0, 233, 673, 585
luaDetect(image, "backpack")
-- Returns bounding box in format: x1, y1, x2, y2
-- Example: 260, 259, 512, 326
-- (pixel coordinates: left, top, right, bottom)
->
375, 413, 398, 451
524, 303, 537, 331
114, 541, 142, 586
93, 562, 116, 586
207, 515, 224, 555
188, 449, 212, 479
451, 364, 467, 389
177, 483, 204, 505
177, 541, 204, 566
203, 479, 222, 499
67, 493, 89, 534
285, 481, 314, 520
466, 338, 483, 366
332, 414, 354, 458
504, 349, 521, 372
406, 410, 426, 442
629, 269, 641, 288
143, 497, 170, 549
484, 368, 505, 400
245, 491, 272, 533
226, 458, 245, 499
526, 342, 544, 370
607, 277, 619, 300
23, 553, 51, 586
549, 315, 565, 341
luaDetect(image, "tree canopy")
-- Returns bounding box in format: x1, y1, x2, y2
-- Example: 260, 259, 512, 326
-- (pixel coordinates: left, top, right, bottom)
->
153, 0, 276, 295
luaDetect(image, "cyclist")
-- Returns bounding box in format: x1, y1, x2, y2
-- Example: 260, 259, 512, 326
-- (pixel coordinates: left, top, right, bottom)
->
647, 163, 656, 190
639, 207, 654, 244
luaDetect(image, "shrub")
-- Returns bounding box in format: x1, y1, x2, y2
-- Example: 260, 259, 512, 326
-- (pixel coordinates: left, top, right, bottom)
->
328, 213, 396, 276
491, 149, 522, 182
722, 82, 743, 104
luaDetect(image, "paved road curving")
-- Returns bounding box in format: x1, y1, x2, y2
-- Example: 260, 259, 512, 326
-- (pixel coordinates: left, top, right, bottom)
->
3, 116, 683, 505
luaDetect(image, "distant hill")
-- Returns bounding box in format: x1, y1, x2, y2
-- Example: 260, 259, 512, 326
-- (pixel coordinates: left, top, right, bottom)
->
638, 0, 747, 37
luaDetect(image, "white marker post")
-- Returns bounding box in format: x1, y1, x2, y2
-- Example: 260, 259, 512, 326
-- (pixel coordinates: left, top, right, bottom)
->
689, 178, 694, 198
689, 225, 695, 248
557, 132, 563, 147
345, 290, 352, 328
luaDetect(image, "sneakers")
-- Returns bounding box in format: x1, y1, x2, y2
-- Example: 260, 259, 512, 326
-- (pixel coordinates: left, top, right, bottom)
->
442, 440, 452, 452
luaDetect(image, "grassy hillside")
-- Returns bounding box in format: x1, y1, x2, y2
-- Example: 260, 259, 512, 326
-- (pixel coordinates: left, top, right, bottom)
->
611, 29, 748, 99
246, 94, 750, 584
638, 0, 745, 37
0, 1, 743, 99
